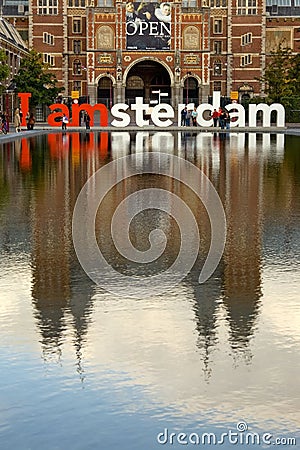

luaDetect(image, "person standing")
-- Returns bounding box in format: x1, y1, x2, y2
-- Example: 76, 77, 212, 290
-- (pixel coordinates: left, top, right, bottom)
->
219, 109, 226, 130
212, 109, 219, 127
191, 107, 198, 126
14, 108, 21, 133
28, 113, 36, 130
85, 113, 91, 130
62, 114, 68, 131
225, 111, 231, 130
186, 109, 192, 126
181, 106, 187, 126
26, 112, 30, 130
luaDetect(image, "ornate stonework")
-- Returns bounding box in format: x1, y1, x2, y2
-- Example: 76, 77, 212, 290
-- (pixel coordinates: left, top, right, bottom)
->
96, 25, 114, 49
183, 26, 200, 50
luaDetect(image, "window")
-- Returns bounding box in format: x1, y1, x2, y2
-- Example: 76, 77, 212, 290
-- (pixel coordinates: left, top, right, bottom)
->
210, 0, 227, 6
214, 41, 222, 53
73, 40, 81, 54
68, 0, 86, 6
214, 19, 222, 34
182, 0, 197, 6
295, 0, 300, 5
97, 0, 113, 5
73, 18, 81, 33
214, 81, 221, 91
241, 32, 252, 46
43, 53, 55, 66
73, 59, 82, 75
237, 0, 257, 14
240, 54, 252, 66
214, 60, 222, 75
38, 0, 58, 15
43, 32, 54, 45
73, 81, 81, 94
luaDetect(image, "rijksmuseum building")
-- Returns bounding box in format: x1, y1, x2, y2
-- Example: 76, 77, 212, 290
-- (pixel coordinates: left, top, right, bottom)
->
3, 0, 300, 107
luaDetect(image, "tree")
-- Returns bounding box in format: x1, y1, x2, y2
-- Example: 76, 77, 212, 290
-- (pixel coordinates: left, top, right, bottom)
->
288, 53, 300, 93
14, 50, 62, 107
0, 50, 10, 93
259, 44, 294, 103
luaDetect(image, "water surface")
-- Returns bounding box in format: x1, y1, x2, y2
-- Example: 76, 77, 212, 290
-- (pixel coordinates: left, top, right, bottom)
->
0, 131, 299, 449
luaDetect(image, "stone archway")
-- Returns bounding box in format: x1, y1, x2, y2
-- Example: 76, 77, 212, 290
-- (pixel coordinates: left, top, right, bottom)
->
124, 59, 172, 106
181, 75, 201, 105
97, 75, 114, 108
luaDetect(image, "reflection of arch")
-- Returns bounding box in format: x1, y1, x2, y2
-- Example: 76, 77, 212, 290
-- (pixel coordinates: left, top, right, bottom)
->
183, 26, 200, 50
96, 25, 114, 49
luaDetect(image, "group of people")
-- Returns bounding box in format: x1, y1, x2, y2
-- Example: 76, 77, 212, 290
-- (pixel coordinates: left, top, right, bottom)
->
211, 108, 231, 129
181, 106, 231, 128
61, 112, 91, 131
181, 106, 199, 127
0, 109, 36, 134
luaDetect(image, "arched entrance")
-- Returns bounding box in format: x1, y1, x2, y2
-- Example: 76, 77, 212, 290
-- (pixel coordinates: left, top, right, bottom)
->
183, 76, 199, 105
97, 76, 113, 108
125, 60, 171, 105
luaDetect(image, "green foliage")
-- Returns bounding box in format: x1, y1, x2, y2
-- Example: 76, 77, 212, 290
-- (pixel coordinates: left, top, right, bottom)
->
0, 50, 10, 93
256, 44, 300, 104
14, 50, 62, 107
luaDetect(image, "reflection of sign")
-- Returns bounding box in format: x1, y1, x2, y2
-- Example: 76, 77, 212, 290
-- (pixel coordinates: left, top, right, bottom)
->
98, 54, 113, 64
230, 91, 239, 100
126, 1, 171, 51
71, 90, 79, 99
184, 55, 199, 65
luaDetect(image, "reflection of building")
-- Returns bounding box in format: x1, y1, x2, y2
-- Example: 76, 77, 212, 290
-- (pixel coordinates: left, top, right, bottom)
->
2, 0, 299, 107
221, 135, 263, 357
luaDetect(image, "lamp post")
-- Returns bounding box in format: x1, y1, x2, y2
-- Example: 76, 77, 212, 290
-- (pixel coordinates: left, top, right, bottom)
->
5, 90, 9, 131
185, 72, 192, 104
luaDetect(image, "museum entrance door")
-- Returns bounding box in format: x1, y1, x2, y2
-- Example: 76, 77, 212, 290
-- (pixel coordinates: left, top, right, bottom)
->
125, 60, 171, 105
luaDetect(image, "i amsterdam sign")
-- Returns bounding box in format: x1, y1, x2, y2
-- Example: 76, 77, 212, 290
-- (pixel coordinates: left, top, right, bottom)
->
18, 92, 285, 128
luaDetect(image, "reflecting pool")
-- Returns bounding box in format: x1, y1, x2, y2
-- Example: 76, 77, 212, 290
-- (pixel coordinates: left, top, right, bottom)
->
0, 131, 299, 449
